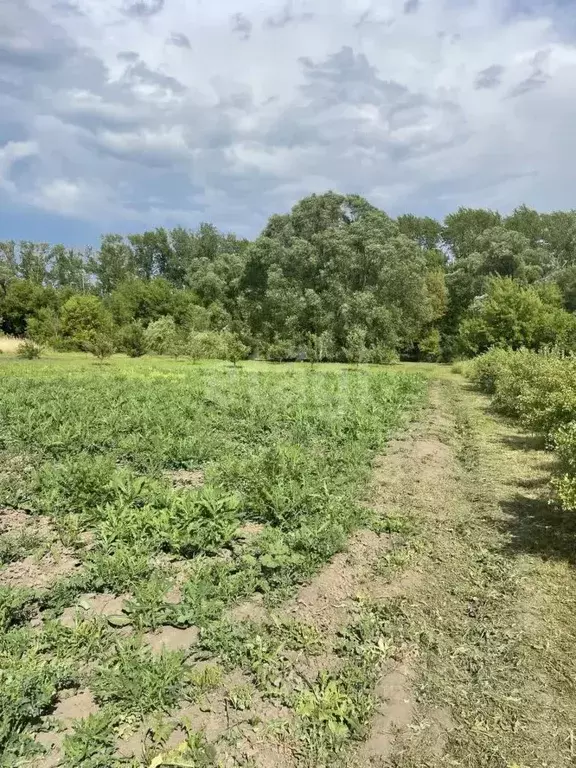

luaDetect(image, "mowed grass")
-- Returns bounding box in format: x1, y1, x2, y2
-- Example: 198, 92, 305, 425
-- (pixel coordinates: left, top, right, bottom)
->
0, 355, 425, 766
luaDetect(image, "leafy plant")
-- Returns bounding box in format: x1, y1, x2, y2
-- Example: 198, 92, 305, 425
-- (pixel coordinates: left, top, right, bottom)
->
85, 333, 115, 362
91, 638, 185, 715
17, 340, 43, 359
62, 711, 118, 768
117, 321, 147, 358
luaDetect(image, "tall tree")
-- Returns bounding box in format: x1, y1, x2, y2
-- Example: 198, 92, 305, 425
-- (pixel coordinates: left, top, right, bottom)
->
443, 207, 502, 260
91, 235, 135, 294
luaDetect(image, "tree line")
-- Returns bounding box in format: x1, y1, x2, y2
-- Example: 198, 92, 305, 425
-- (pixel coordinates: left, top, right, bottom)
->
2, 192, 576, 362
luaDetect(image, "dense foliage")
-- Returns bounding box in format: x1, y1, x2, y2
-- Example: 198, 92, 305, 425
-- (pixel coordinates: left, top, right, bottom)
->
3, 195, 576, 360
467, 348, 576, 512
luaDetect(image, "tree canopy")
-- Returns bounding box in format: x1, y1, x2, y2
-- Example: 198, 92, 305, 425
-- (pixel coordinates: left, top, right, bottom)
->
2, 195, 576, 361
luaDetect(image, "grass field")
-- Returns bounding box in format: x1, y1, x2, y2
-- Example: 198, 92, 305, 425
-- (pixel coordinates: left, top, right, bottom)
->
0, 354, 425, 767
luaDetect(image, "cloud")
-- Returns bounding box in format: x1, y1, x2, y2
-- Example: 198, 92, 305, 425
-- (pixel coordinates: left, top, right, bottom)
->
122, 0, 165, 18
0, 140, 39, 193
508, 49, 550, 96
51, 1, 84, 15
117, 50, 140, 62
168, 32, 191, 48
231, 13, 252, 41
264, 2, 314, 29
475, 64, 505, 89
2, 0, 576, 240
403, 0, 420, 14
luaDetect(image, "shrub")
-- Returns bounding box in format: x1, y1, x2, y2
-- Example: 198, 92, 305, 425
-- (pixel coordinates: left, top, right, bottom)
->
306, 331, 333, 366
418, 328, 442, 361
60, 295, 113, 350
265, 338, 297, 363
459, 277, 576, 357
85, 334, 115, 362
26, 308, 60, 346
369, 346, 399, 365
117, 322, 147, 358
468, 347, 576, 514
144, 316, 180, 356
344, 327, 367, 367
466, 347, 515, 395
222, 331, 249, 366
187, 330, 229, 362
17, 340, 43, 359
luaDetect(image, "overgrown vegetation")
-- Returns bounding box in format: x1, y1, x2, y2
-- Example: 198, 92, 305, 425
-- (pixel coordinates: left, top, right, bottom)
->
467, 347, 576, 512
0, 356, 424, 765
3, 196, 576, 362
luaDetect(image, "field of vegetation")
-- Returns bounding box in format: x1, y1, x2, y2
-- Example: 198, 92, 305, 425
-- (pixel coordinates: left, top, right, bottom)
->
0, 353, 425, 767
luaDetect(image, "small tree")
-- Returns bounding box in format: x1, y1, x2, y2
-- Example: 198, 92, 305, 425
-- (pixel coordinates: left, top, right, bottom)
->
144, 316, 179, 356
266, 338, 296, 363
60, 295, 113, 350
187, 333, 203, 364
85, 334, 115, 363
222, 331, 249, 367
369, 345, 399, 365
117, 322, 147, 358
344, 327, 367, 368
26, 308, 60, 346
187, 331, 228, 363
306, 331, 333, 367
17, 340, 43, 359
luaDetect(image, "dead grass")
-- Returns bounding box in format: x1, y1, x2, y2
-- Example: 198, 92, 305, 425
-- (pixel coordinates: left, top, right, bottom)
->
0, 335, 21, 354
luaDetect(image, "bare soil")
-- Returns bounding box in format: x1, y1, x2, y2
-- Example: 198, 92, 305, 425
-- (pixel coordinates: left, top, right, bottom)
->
167, 468, 205, 489
60, 592, 131, 627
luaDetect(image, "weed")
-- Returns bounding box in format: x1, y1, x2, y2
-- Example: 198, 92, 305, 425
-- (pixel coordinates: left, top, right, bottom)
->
91, 638, 185, 716
17, 340, 43, 360
0, 586, 37, 631
0, 530, 43, 566
62, 711, 118, 768
225, 685, 254, 711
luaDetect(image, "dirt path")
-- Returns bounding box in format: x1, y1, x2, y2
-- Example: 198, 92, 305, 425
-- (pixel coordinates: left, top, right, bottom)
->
351, 373, 576, 767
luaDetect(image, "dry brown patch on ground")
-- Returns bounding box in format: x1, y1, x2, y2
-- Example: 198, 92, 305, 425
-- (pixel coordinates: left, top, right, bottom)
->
33, 690, 99, 768
0, 507, 81, 589
60, 592, 131, 627
284, 529, 390, 634
167, 468, 205, 488
0, 507, 53, 537
0, 548, 80, 589
144, 625, 200, 653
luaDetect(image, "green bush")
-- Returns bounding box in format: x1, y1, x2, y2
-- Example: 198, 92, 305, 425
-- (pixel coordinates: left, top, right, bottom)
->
265, 338, 297, 362
144, 315, 182, 357
117, 321, 147, 357
17, 340, 43, 359
466, 347, 515, 395
85, 334, 115, 362
459, 277, 576, 357
187, 330, 229, 362
59, 295, 113, 350
468, 348, 576, 512
368, 346, 399, 365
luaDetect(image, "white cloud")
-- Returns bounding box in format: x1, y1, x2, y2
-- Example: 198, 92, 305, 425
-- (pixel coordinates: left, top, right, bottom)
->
1, 0, 576, 238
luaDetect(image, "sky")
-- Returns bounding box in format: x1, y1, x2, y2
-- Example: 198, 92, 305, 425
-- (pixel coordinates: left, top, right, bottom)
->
1, 0, 576, 245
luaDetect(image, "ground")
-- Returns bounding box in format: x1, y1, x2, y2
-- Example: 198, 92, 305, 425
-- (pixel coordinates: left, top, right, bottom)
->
1, 355, 575, 767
